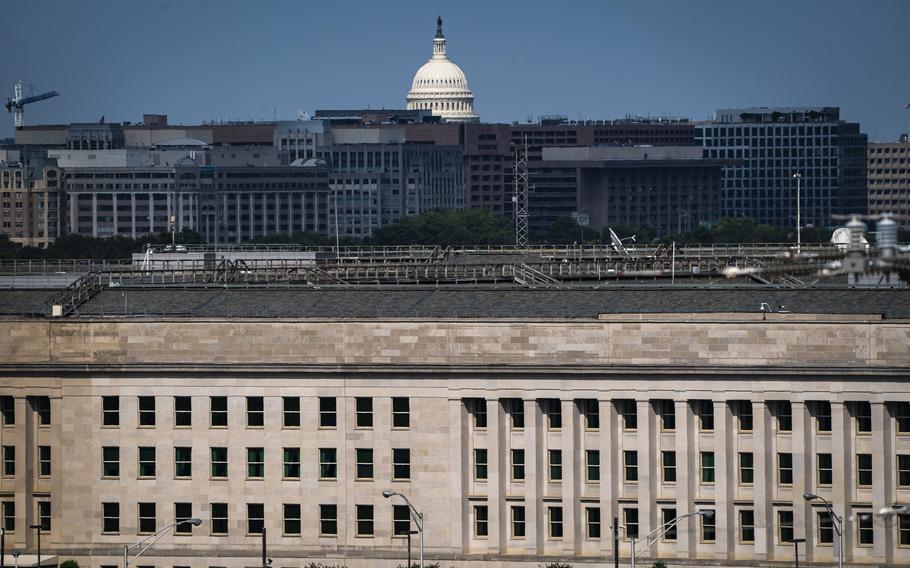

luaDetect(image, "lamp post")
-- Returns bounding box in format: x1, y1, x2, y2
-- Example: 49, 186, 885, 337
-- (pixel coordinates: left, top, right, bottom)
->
1, 527, 5, 568
878, 505, 910, 517
27, 524, 40, 568
627, 510, 713, 568
804, 493, 842, 568
382, 490, 423, 568
788, 537, 806, 568
792, 172, 802, 255
123, 518, 201, 568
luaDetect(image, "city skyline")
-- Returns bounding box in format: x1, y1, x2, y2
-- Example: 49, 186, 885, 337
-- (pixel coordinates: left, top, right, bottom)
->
2, 0, 909, 140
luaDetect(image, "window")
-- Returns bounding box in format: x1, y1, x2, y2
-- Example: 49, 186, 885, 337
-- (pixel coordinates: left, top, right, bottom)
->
549, 449, 562, 481
586, 450, 600, 482
33, 396, 50, 425
319, 397, 336, 428
772, 401, 792, 431
896, 402, 910, 433
475, 448, 488, 480
511, 449, 525, 481
102, 502, 119, 533
174, 447, 192, 478
818, 511, 834, 544
467, 398, 487, 428
393, 504, 410, 536
548, 506, 564, 538
246, 397, 264, 427
701, 452, 715, 483
283, 448, 301, 479
392, 448, 410, 480
617, 399, 637, 430
138, 447, 156, 477
210, 396, 227, 427
138, 396, 155, 427
812, 400, 832, 432
283, 504, 301, 535
740, 510, 755, 543
739, 452, 754, 485
355, 448, 374, 480
623, 507, 639, 539
701, 509, 716, 542
356, 504, 374, 536
587, 507, 602, 539
694, 400, 714, 430
210, 503, 227, 535
392, 397, 409, 428
857, 512, 874, 545
319, 448, 337, 479
211, 447, 228, 478
174, 502, 192, 534
247, 447, 264, 478
818, 453, 833, 486
174, 396, 191, 427
902, 516, 910, 546
356, 397, 373, 428
138, 502, 156, 534
624, 450, 638, 482
506, 398, 524, 429
102, 446, 119, 477
282, 397, 300, 427
655, 399, 675, 430
247, 503, 264, 534
853, 401, 872, 433
474, 505, 489, 537
511, 505, 526, 537
661, 508, 677, 540
38, 445, 51, 476
778, 510, 794, 543
778, 453, 793, 485
1, 501, 13, 532
36, 500, 50, 531
733, 400, 753, 431
857, 453, 872, 486
542, 399, 561, 429
320, 504, 338, 536
0, 396, 13, 426
662, 451, 676, 483
579, 399, 599, 430
102, 396, 119, 426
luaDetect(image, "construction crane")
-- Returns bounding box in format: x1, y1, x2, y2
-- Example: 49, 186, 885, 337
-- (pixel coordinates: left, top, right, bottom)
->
5, 80, 59, 129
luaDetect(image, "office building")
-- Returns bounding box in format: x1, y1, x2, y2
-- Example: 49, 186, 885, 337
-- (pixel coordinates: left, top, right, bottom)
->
0, 154, 64, 247
868, 140, 910, 228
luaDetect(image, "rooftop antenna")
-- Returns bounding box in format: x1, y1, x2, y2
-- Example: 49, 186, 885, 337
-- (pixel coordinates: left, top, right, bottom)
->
608, 227, 635, 256
512, 135, 531, 247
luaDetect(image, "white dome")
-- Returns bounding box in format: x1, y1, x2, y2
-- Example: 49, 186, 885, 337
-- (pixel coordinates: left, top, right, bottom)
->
406, 17, 479, 123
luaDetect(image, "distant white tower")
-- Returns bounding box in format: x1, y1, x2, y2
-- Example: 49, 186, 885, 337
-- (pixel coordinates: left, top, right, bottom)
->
406, 17, 480, 123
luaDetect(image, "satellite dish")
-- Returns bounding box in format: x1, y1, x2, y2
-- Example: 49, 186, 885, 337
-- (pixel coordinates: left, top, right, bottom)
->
608, 227, 631, 256
831, 226, 867, 251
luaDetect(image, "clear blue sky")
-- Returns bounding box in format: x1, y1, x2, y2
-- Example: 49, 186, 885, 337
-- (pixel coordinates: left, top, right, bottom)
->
2, 0, 909, 141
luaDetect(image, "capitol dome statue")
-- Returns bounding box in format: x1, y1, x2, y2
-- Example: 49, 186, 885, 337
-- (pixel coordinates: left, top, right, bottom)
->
406, 17, 480, 123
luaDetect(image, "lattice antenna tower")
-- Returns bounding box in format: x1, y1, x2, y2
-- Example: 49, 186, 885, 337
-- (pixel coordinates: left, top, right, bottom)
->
512, 135, 530, 247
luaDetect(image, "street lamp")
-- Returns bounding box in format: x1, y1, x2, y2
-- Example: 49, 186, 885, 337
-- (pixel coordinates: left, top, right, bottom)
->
382, 490, 423, 568
878, 505, 910, 517
786, 537, 806, 568
792, 172, 802, 255
804, 493, 842, 568
627, 510, 713, 568
27, 524, 41, 568
123, 518, 201, 568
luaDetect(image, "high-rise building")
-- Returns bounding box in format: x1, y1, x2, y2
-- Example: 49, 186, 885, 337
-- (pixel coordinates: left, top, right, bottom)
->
868, 140, 910, 228
0, 158, 64, 247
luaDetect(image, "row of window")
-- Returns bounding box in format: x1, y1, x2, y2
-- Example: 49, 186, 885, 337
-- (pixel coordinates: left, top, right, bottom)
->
0, 501, 50, 532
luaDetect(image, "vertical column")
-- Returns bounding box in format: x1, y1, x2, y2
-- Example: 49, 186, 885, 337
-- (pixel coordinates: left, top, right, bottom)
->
714, 400, 732, 560
831, 402, 851, 562
69, 193, 78, 236
448, 398, 466, 551
130, 194, 136, 239
235, 194, 242, 243
111, 193, 118, 235
287, 193, 293, 233
177, 192, 184, 231
599, 399, 615, 559
636, 400, 653, 540
871, 402, 893, 563
166, 192, 172, 232
148, 193, 154, 233
561, 399, 578, 555
524, 398, 540, 555
91, 193, 98, 237
752, 400, 772, 560
792, 401, 810, 557
261, 193, 267, 238
676, 399, 694, 560
485, 398, 501, 554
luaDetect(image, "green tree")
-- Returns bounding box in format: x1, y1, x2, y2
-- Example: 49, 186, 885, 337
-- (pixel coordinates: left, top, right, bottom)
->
370, 208, 512, 246
60, 560, 80, 568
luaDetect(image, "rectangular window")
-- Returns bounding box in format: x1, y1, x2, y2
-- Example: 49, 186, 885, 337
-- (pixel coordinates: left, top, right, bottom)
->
138, 396, 155, 427
475, 448, 488, 480
474, 505, 489, 537
356, 397, 373, 428
661, 508, 677, 540
662, 451, 676, 483
818, 511, 834, 544
138, 502, 156, 534
102, 502, 119, 533
210, 396, 227, 427
38, 445, 51, 476
701, 509, 716, 542
1, 501, 13, 532
812, 400, 832, 432
392, 397, 410, 428
174, 396, 191, 427
579, 399, 599, 429
36, 500, 50, 531
246, 396, 264, 427
772, 401, 792, 431
102, 396, 119, 427
853, 401, 872, 433
778, 510, 794, 543
896, 402, 910, 434
617, 399, 637, 430
818, 453, 833, 486
549, 449, 562, 481
623, 507, 639, 539
778, 452, 793, 485
739, 452, 754, 485
102, 446, 119, 477
507, 398, 524, 429
511, 449, 525, 481
33, 396, 50, 425
138, 446, 156, 477
655, 399, 675, 430
586, 450, 600, 482
857, 453, 872, 486
282, 397, 300, 428
740, 510, 755, 543
467, 398, 487, 429
548, 506, 564, 538
247, 447, 264, 478
283, 504, 301, 535
319, 397, 336, 428
392, 448, 410, 480
733, 400, 753, 431
701, 452, 715, 483
393, 504, 410, 536
356, 504, 374, 536
586, 507, 602, 539
174, 502, 193, 534
356, 448, 374, 480
624, 450, 638, 482
283, 447, 301, 479
857, 512, 874, 545
174, 447, 192, 478
320, 504, 338, 536
210, 503, 227, 535
0, 396, 13, 426
542, 399, 561, 429
511, 505, 526, 537
211, 447, 228, 478
694, 400, 714, 430
902, 516, 910, 546
247, 503, 264, 534
319, 448, 337, 479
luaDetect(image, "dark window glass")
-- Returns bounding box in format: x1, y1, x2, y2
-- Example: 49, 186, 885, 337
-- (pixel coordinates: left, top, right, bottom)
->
392, 397, 409, 428
246, 397, 264, 427
355, 397, 373, 428
102, 396, 119, 427
247, 503, 264, 534
319, 397, 336, 428
174, 397, 191, 427
174, 502, 193, 534
138, 396, 155, 427
211, 502, 228, 535
210, 396, 227, 427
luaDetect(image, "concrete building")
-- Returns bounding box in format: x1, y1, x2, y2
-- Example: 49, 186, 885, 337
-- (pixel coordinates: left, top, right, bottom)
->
696, 107, 868, 229
868, 140, 910, 228
0, 157, 64, 247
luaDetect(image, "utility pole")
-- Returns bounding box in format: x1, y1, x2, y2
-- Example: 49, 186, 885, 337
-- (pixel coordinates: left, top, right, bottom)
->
613, 517, 619, 568
261, 527, 267, 568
